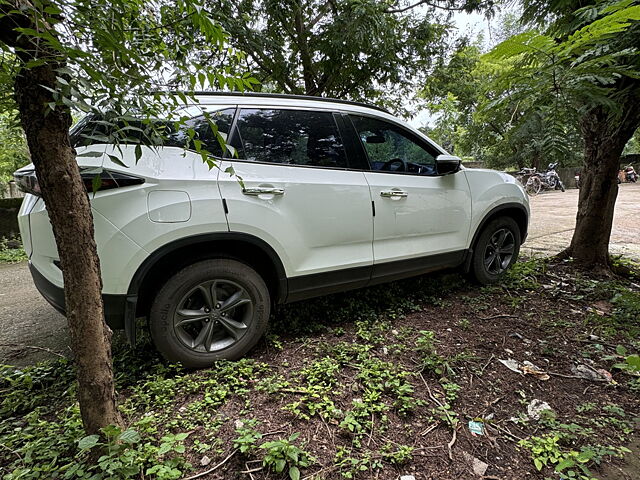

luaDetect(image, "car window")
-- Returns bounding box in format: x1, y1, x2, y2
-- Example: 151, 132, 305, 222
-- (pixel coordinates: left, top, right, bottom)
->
71, 108, 235, 158
232, 109, 347, 168
349, 115, 438, 175
166, 109, 235, 157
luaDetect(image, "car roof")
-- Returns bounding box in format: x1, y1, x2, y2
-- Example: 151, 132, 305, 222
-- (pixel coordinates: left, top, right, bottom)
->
189, 91, 391, 115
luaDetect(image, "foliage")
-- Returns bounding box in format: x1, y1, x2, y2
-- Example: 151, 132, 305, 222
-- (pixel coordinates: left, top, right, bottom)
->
421, 35, 583, 169
518, 433, 629, 479
0, 109, 28, 183
0, 239, 27, 263
207, 0, 490, 113
260, 433, 314, 480
0, 0, 260, 189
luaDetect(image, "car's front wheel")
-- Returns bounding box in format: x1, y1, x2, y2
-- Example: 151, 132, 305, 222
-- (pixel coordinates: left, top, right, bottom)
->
149, 259, 270, 368
471, 217, 521, 285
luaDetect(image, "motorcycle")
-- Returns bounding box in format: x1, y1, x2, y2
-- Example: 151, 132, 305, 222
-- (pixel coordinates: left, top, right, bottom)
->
516, 163, 565, 196
542, 162, 565, 192
574, 170, 581, 189
621, 164, 638, 183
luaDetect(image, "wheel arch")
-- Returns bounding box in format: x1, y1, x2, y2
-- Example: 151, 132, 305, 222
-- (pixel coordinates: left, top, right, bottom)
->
463, 203, 529, 273
124, 233, 288, 343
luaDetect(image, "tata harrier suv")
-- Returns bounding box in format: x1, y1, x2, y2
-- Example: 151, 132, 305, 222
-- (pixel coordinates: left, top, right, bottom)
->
15, 93, 529, 367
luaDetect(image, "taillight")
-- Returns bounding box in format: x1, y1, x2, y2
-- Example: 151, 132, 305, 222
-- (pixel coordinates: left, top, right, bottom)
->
80, 169, 145, 193
14, 169, 41, 196
13, 168, 144, 196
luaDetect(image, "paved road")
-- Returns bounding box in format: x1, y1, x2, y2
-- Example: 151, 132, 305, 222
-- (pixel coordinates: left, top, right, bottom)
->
0, 262, 68, 366
1, 184, 639, 366
522, 183, 640, 260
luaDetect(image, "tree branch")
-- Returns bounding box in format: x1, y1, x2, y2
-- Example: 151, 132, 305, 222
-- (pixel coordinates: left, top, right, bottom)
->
385, 0, 477, 14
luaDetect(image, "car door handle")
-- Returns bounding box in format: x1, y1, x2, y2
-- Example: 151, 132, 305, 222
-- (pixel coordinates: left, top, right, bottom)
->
380, 189, 408, 198
242, 187, 285, 196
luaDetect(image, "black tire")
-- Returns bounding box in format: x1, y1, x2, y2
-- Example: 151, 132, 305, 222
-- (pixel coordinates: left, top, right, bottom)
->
149, 259, 270, 368
471, 217, 521, 285
558, 181, 565, 192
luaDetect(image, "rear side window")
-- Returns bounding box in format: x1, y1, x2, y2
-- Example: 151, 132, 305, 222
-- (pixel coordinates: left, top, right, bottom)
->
166, 109, 235, 157
71, 108, 235, 157
232, 109, 347, 168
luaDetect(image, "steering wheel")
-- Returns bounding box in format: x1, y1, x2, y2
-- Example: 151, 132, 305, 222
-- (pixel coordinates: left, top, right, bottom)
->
381, 158, 407, 172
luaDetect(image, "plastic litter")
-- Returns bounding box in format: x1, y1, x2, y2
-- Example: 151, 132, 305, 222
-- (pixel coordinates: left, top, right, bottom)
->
468, 420, 485, 436
571, 364, 614, 383
527, 399, 552, 420
498, 358, 550, 380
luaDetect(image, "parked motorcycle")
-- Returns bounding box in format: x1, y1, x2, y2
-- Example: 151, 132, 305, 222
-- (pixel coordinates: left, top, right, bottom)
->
543, 162, 566, 192
574, 170, 581, 189
516, 163, 565, 196
622, 164, 638, 183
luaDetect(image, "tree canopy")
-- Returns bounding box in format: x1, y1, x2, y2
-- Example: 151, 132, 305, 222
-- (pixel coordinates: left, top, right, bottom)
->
209, 0, 493, 112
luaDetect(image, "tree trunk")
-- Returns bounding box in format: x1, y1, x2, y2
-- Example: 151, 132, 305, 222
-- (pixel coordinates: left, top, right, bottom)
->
563, 105, 640, 271
2, 3, 122, 434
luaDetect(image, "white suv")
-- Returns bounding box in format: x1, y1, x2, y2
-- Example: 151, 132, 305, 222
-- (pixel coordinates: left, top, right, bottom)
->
16, 93, 529, 367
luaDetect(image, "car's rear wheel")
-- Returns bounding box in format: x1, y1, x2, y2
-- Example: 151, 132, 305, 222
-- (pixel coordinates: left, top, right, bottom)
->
471, 217, 521, 285
149, 259, 270, 368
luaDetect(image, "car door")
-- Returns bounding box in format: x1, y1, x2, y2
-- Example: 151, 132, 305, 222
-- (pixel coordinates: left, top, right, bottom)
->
345, 114, 472, 279
217, 107, 373, 300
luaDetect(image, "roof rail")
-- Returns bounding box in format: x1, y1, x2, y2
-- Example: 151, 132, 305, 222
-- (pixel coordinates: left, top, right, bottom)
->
173, 91, 391, 114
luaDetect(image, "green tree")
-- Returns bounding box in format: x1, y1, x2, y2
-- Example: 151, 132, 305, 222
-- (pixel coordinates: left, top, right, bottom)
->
421, 38, 583, 170
0, 0, 251, 434
488, 0, 640, 270
208, 0, 491, 111
0, 112, 28, 184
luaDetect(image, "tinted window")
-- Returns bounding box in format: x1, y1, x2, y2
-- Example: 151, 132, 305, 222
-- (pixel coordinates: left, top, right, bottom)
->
350, 115, 438, 175
71, 108, 235, 157
233, 109, 347, 168
167, 109, 235, 157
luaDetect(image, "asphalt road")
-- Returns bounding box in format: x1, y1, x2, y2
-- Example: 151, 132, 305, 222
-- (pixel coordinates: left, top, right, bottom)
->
1, 184, 639, 366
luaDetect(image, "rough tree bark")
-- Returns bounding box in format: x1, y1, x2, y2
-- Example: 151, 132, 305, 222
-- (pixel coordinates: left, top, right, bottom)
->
562, 102, 640, 272
0, 3, 122, 433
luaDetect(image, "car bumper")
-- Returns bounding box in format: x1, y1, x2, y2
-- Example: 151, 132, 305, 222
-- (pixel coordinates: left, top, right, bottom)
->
29, 261, 127, 330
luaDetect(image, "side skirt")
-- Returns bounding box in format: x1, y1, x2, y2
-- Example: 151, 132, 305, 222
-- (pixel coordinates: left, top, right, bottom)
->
286, 250, 466, 303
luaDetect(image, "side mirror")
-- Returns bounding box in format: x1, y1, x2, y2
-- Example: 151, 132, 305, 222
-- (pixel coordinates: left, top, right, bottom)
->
436, 154, 461, 175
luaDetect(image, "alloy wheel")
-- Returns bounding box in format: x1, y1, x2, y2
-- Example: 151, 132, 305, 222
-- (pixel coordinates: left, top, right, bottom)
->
483, 228, 515, 275
173, 279, 253, 353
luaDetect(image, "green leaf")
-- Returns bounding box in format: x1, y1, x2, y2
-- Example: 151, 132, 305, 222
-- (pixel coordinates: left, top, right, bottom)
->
118, 429, 140, 444
77, 151, 104, 158
289, 466, 300, 480
616, 345, 627, 356
275, 459, 286, 473
92, 174, 102, 194
107, 155, 129, 168
534, 458, 543, 471
78, 434, 100, 450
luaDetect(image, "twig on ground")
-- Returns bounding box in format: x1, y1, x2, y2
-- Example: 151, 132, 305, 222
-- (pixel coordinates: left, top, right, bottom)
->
480, 354, 495, 374
478, 314, 518, 321
180, 449, 237, 480
240, 465, 263, 474
367, 413, 375, 447
420, 374, 456, 461
447, 428, 457, 461
0, 343, 66, 359
488, 423, 523, 442
421, 423, 438, 436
